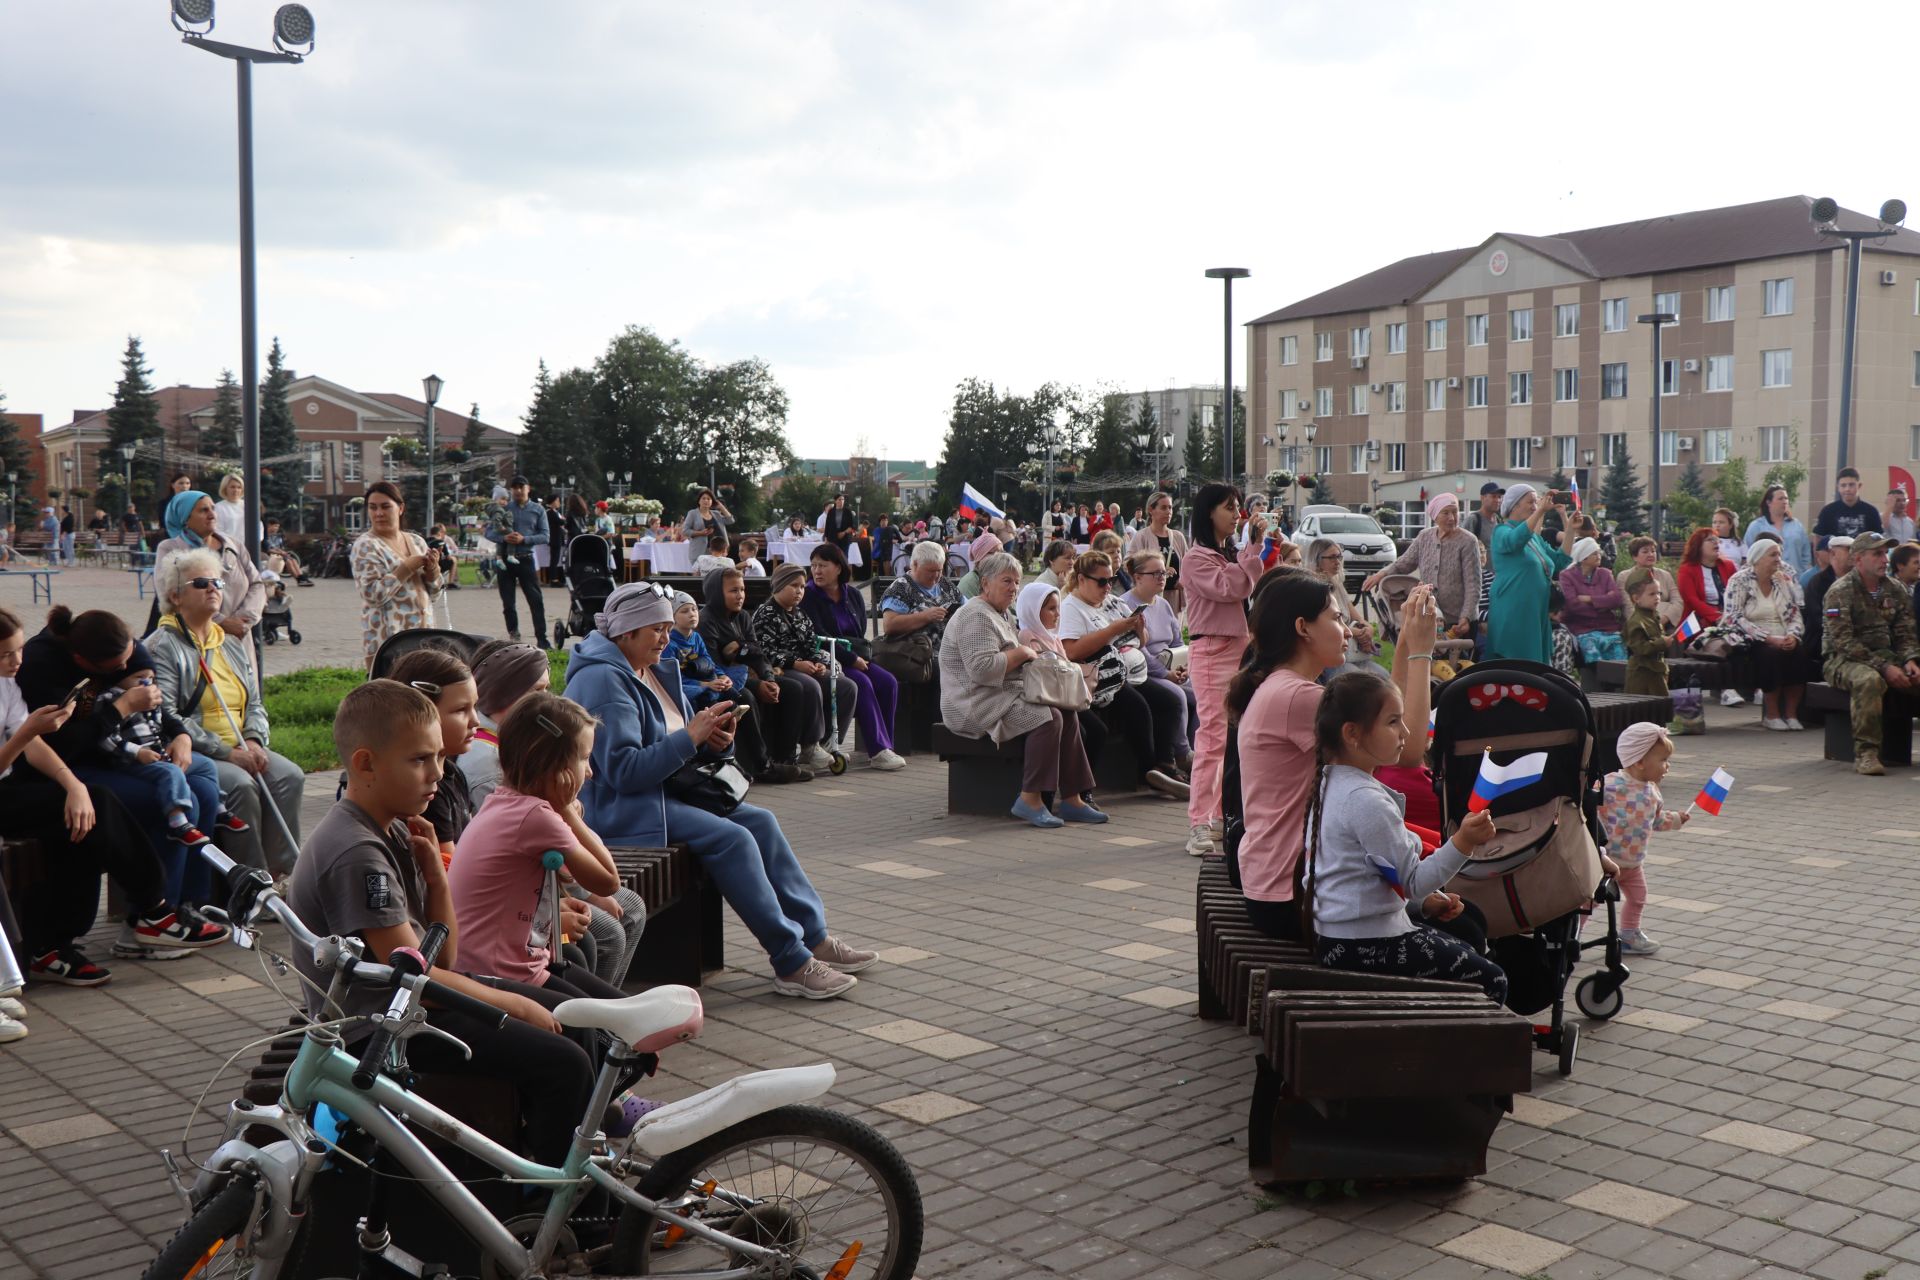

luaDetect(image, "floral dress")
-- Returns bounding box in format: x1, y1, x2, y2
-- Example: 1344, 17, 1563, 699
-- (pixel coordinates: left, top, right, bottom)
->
351, 530, 432, 668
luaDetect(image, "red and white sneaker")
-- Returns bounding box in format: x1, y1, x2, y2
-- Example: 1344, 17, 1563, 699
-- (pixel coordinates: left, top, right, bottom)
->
169, 825, 213, 850
114, 910, 229, 958
29, 947, 112, 987
214, 812, 251, 835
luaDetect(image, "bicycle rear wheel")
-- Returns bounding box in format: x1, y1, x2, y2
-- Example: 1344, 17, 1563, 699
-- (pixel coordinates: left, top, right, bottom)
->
142, 1172, 305, 1280
607, 1104, 921, 1279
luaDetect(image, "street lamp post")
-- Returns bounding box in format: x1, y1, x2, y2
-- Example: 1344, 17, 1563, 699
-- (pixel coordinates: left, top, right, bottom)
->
1810, 196, 1907, 471
1134, 429, 1172, 494
118, 444, 136, 514
172, 1, 315, 569
1636, 310, 1675, 547
421, 372, 443, 528
1204, 267, 1250, 482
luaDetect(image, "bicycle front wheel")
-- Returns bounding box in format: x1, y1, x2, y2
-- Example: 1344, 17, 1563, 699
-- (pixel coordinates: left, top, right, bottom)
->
142, 1172, 306, 1280
607, 1104, 921, 1279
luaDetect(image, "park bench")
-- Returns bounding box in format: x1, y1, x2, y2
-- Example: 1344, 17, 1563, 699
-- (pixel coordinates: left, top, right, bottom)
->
1194, 859, 1311, 1023
1585, 690, 1674, 774
932, 721, 1140, 815
0, 566, 57, 603
127, 549, 156, 598
1587, 655, 1728, 694
1806, 681, 1918, 766
610, 844, 725, 989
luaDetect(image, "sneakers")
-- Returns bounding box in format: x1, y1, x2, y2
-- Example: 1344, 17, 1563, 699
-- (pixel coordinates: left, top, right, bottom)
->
1762, 718, 1790, 731
772, 958, 858, 1000
1785, 718, 1805, 731
0, 995, 23, 1018
116, 910, 230, 956
1719, 689, 1747, 707
169, 825, 212, 850
800, 745, 834, 771
758, 761, 813, 784
1187, 823, 1217, 857
214, 811, 251, 835
0, 1013, 24, 1044
1619, 928, 1662, 956
1144, 769, 1190, 800
29, 947, 111, 987
869, 749, 906, 772
1857, 751, 1886, 776
811, 935, 879, 973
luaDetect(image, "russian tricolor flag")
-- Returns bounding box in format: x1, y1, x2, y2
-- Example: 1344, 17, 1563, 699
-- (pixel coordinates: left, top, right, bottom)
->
957, 483, 1005, 523
1694, 767, 1735, 816
1676, 612, 1703, 644
1468, 750, 1549, 812
1568, 474, 1582, 511
1427, 708, 1437, 742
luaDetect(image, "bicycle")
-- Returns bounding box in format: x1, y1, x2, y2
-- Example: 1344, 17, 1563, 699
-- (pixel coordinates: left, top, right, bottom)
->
145, 846, 922, 1279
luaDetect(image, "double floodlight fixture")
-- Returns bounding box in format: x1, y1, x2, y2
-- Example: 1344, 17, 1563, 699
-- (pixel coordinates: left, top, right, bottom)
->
1810, 195, 1909, 232
171, 2, 315, 54
170, 0, 214, 32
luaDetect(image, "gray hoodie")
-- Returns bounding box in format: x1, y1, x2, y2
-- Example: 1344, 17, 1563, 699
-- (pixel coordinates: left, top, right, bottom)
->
1310, 765, 1468, 940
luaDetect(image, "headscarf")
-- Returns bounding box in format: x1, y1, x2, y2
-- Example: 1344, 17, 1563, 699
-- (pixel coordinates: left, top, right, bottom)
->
1426, 492, 1459, 524
1571, 538, 1601, 567
594, 581, 675, 638
471, 643, 548, 718
968, 531, 1003, 565
1499, 483, 1536, 518
166, 489, 212, 547
1015, 581, 1067, 657
1616, 721, 1671, 769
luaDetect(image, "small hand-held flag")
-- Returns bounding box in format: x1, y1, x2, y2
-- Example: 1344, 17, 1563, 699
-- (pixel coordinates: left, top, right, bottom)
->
956, 483, 1006, 523
1468, 749, 1549, 812
1675, 612, 1703, 644
1689, 767, 1735, 816
1369, 855, 1408, 899
1427, 708, 1437, 742
1567, 474, 1582, 511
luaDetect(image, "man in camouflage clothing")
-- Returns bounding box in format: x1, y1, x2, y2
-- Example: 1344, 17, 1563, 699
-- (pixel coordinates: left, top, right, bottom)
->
1822, 532, 1920, 775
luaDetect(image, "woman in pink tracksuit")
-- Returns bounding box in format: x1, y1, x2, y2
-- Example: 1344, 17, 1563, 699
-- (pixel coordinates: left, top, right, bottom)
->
1182, 483, 1272, 858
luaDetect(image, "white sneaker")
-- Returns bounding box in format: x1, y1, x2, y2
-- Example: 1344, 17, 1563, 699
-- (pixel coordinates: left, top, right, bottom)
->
1752, 691, 1765, 705
800, 745, 833, 770
869, 749, 906, 771
1720, 689, 1746, 707
0, 1012, 25, 1044
1186, 823, 1216, 857
1785, 718, 1806, 731
771, 958, 858, 1000
1762, 718, 1790, 731
0, 996, 21, 1018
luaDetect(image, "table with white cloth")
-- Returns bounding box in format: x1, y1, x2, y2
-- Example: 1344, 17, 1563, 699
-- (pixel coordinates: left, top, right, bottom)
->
774, 537, 823, 564
625, 540, 695, 577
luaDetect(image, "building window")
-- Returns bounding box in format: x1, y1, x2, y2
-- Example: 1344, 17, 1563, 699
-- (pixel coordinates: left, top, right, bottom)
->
1705, 355, 1733, 392
1510, 308, 1534, 341
1316, 445, 1333, 475
1554, 303, 1579, 338
1351, 327, 1371, 358
1350, 444, 1368, 473
1704, 429, 1731, 464
1509, 437, 1533, 470
1426, 441, 1447, 471
1553, 368, 1578, 402
304, 443, 323, 482
1659, 431, 1679, 466
1763, 278, 1794, 316
1386, 382, 1406, 413
1914, 351, 1920, 386
1762, 349, 1793, 387
1660, 360, 1679, 396
1276, 390, 1295, 420
1602, 298, 1628, 332
1426, 318, 1447, 350
1349, 385, 1369, 416
1554, 435, 1577, 471
1603, 433, 1628, 464
342, 442, 362, 481
1706, 286, 1736, 322
1385, 442, 1406, 472
1317, 387, 1334, 417
1654, 290, 1681, 322
1385, 323, 1406, 355
1281, 335, 1298, 365
1509, 371, 1532, 405
1466, 313, 1489, 346
1912, 426, 1920, 460
1316, 332, 1333, 362
1465, 440, 1488, 471
1425, 379, 1446, 411
1600, 363, 1628, 399
1466, 375, 1488, 408
343, 506, 365, 532
384, 452, 401, 481
1760, 425, 1789, 461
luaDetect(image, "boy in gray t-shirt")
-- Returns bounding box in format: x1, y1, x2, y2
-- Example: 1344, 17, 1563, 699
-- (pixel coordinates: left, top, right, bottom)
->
285, 798, 426, 1025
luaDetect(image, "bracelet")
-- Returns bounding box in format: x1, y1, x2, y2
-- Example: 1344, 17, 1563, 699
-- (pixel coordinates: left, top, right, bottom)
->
1407, 653, 1434, 662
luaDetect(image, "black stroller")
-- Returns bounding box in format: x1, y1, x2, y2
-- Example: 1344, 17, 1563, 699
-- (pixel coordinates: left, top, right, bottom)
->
1430, 658, 1630, 1076
553, 534, 618, 647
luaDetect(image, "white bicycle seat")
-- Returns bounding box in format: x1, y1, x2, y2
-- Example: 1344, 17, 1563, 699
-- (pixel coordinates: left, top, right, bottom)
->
553, 984, 703, 1053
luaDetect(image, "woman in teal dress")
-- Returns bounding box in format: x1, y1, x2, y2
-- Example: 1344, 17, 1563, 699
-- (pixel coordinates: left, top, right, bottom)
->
1487, 483, 1571, 664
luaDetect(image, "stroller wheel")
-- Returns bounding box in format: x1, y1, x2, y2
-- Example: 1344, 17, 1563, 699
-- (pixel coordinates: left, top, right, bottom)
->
288, 630, 302, 644
1575, 973, 1623, 1021
1558, 1022, 1580, 1076
828, 753, 848, 777
553, 623, 568, 644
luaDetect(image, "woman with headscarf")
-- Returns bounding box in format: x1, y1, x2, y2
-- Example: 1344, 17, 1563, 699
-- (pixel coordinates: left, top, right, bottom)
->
1485, 483, 1571, 664
153, 488, 266, 638
955, 530, 1003, 599
1360, 491, 1483, 639
1557, 536, 1627, 663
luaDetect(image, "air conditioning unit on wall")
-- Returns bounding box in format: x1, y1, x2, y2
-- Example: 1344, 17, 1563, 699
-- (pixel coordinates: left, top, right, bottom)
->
1297, 399, 1312, 412
1682, 359, 1700, 373
1351, 357, 1368, 370
1883, 270, 1899, 286
1678, 436, 1695, 451
1446, 377, 1461, 388
1529, 436, 1546, 448
1369, 383, 1384, 393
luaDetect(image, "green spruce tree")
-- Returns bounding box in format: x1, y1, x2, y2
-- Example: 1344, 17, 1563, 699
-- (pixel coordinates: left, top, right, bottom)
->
258, 338, 301, 522
101, 335, 162, 512
1599, 441, 1646, 536
203, 369, 242, 464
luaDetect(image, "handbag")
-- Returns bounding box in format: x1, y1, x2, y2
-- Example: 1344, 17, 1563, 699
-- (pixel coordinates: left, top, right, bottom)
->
872, 630, 936, 684
1083, 645, 1128, 707
1020, 651, 1091, 711
1670, 684, 1706, 736
1449, 797, 1602, 938
666, 757, 751, 815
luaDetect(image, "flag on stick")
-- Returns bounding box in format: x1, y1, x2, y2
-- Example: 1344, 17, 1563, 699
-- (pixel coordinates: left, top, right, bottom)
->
1468, 749, 1548, 812
957, 483, 1005, 523
1676, 612, 1703, 644
1691, 767, 1735, 816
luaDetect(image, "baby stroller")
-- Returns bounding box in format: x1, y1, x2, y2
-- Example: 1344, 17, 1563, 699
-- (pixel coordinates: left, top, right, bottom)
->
1370, 573, 1473, 680
1429, 658, 1629, 1076
553, 533, 618, 647
260, 576, 300, 645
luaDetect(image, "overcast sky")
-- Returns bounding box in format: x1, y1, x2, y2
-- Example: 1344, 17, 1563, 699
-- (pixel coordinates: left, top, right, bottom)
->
3, 0, 1915, 466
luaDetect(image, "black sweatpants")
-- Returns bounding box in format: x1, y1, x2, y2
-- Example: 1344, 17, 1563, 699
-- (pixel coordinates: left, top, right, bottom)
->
1083, 682, 1181, 781
495, 555, 548, 642
0, 774, 164, 956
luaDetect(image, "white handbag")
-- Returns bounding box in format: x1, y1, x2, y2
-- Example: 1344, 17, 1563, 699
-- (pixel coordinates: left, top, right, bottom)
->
1020, 651, 1093, 711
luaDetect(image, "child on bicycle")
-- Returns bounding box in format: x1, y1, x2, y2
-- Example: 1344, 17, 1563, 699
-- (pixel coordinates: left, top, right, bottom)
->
284, 680, 596, 1166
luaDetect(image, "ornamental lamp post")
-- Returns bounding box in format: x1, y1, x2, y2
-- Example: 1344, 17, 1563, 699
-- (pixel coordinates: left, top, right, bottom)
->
421, 372, 443, 525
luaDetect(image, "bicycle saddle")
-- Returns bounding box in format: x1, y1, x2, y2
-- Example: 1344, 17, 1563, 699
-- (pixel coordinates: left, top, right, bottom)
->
553, 984, 704, 1053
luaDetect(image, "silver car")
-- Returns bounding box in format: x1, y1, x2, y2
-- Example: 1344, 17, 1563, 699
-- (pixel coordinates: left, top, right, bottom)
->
1289, 505, 1397, 591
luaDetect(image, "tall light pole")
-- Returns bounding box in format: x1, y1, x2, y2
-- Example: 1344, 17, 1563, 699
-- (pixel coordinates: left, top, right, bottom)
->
172, 1, 314, 569
118, 443, 136, 514
422, 372, 443, 527
1205, 267, 1250, 482
1811, 196, 1907, 472
1637, 310, 1676, 546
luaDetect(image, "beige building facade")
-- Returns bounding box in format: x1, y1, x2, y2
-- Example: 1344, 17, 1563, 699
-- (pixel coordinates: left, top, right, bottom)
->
1245, 197, 1920, 528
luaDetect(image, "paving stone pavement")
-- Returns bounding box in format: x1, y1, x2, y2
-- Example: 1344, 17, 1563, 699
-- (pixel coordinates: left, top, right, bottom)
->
3, 702, 1920, 1278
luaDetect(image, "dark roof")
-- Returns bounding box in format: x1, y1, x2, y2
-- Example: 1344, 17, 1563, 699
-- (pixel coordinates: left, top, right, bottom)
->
1251, 195, 1920, 326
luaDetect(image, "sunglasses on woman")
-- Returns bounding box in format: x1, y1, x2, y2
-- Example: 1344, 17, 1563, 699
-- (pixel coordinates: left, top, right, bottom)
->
187, 576, 223, 590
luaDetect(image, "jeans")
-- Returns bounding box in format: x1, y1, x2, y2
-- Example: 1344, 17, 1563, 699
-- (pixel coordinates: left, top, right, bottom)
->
496, 554, 548, 642
76, 755, 222, 905
0, 775, 162, 953
664, 797, 827, 977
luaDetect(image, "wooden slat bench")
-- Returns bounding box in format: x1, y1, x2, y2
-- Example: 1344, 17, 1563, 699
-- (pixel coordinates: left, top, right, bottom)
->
932, 721, 1141, 815
1194, 861, 1311, 1023
1807, 681, 1918, 766
1585, 691, 1674, 775
611, 844, 724, 989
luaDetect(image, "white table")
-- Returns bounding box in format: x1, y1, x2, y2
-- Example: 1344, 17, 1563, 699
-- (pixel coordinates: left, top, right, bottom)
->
626, 541, 695, 574
776, 537, 823, 564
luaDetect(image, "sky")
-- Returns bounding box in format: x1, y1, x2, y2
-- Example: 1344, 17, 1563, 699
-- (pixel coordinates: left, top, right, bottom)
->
4, 0, 1918, 469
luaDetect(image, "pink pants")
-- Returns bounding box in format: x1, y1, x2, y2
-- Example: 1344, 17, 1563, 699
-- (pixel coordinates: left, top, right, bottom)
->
1187, 634, 1242, 826
1616, 865, 1647, 930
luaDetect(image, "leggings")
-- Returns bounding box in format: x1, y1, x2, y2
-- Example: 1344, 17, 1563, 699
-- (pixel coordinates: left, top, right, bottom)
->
842, 661, 898, 754
1314, 923, 1508, 1003
571, 885, 647, 987
1616, 865, 1647, 930
1092, 682, 1179, 780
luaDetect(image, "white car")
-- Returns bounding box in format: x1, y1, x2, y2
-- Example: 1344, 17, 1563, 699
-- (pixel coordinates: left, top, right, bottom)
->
1289, 505, 1397, 589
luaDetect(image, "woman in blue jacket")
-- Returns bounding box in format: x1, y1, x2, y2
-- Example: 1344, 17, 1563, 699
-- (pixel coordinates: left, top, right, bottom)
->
564, 582, 876, 1000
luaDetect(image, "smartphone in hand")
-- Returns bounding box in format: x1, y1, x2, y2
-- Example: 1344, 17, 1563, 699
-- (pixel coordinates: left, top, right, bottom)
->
60, 678, 89, 708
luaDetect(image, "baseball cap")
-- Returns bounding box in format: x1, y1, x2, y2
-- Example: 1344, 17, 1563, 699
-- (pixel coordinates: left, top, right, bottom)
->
1849, 532, 1890, 553
1479, 482, 1504, 497
509, 474, 530, 487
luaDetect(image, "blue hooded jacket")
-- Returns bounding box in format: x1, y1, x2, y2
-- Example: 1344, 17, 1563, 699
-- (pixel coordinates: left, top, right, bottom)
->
564, 629, 700, 846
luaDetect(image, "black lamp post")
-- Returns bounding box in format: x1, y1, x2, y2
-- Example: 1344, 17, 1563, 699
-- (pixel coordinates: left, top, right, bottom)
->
171, 1, 313, 567
1637, 310, 1676, 545
1810, 196, 1907, 471
1205, 267, 1250, 482
421, 373, 443, 525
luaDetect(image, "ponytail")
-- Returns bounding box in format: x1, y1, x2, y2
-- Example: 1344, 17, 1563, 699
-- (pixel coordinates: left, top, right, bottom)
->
1296, 758, 1328, 946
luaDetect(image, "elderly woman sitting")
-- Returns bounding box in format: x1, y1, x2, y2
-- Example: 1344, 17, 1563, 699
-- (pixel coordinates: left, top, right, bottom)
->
567, 582, 876, 1000
955, 530, 1004, 599
938, 551, 1099, 829
153, 490, 266, 638
1557, 536, 1627, 663
148, 548, 305, 877
877, 540, 963, 662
